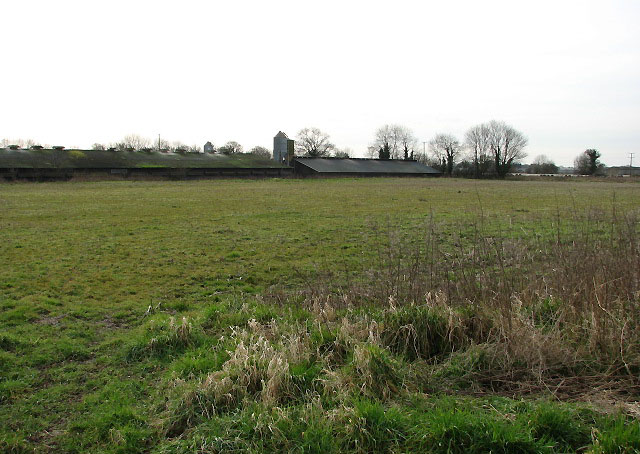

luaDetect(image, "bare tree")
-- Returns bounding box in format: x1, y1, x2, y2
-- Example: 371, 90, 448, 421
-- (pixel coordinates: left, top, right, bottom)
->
334, 147, 351, 158
464, 124, 492, 178
487, 120, 528, 177
295, 128, 335, 157
370, 124, 417, 160
249, 146, 271, 158
429, 134, 461, 176
219, 141, 243, 155
1, 138, 38, 149
113, 134, 151, 151
125, 134, 151, 150
528, 155, 558, 174
171, 141, 189, 153
157, 138, 171, 152
92, 143, 106, 150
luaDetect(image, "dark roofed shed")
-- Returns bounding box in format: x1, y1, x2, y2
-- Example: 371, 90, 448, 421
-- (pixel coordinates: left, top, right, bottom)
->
293, 157, 440, 177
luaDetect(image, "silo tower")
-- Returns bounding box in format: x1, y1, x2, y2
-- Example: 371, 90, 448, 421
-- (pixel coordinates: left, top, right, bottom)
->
273, 131, 294, 166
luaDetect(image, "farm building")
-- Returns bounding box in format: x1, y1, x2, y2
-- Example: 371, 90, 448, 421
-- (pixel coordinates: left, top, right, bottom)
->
273, 131, 295, 165
606, 166, 640, 177
293, 157, 440, 177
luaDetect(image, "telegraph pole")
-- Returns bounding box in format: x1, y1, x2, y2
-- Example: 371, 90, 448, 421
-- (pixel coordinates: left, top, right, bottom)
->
158, 134, 161, 152
630, 152, 635, 175
423, 141, 426, 155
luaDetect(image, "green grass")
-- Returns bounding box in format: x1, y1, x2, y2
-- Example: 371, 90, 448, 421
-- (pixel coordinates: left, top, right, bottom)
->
0, 178, 639, 453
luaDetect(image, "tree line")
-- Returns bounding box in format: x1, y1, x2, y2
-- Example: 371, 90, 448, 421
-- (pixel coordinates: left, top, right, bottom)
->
92, 135, 271, 158
293, 123, 606, 177
294, 121, 529, 177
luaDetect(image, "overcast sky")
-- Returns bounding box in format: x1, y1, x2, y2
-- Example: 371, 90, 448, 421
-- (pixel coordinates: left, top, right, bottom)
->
2, 0, 639, 166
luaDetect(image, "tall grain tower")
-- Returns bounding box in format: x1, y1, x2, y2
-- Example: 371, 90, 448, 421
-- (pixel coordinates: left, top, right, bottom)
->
273, 131, 294, 165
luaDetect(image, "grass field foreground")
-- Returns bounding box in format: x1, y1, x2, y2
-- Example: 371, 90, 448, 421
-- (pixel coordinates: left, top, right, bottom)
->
1, 178, 639, 453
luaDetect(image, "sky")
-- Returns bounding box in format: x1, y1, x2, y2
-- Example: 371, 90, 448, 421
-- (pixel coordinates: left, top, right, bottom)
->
2, 0, 639, 166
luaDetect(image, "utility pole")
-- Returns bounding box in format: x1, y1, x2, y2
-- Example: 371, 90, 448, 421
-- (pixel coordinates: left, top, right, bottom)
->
158, 134, 161, 152
630, 152, 635, 175
423, 141, 426, 155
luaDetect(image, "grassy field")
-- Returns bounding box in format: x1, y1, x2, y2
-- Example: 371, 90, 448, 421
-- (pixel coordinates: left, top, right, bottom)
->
1, 178, 639, 453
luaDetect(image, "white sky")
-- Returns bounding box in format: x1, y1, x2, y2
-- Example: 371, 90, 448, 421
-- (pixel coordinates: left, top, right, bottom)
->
2, 0, 639, 166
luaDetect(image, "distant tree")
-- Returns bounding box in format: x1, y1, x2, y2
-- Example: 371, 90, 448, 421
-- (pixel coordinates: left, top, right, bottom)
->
574, 149, 604, 175
295, 128, 335, 157
219, 141, 243, 155
453, 160, 475, 177
413, 148, 432, 166
1, 138, 38, 149
334, 148, 351, 158
187, 144, 202, 153
378, 143, 391, 160
157, 138, 171, 152
486, 120, 528, 177
126, 135, 150, 150
574, 154, 590, 174
92, 143, 106, 150
370, 124, 416, 160
528, 155, 558, 174
585, 149, 603, 174
249, 146, 271, 158
464, 124, 492, 178
113, 134, 150, 151
429, 133, 461, 176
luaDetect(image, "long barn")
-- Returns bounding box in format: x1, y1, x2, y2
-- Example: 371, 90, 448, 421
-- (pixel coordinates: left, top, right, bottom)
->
293, 157, 441, 177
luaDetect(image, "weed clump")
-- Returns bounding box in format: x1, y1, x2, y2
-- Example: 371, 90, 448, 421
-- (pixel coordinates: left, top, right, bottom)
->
126, 316, 200, 361
380, 304, 467, 361
351, 343, 403, 399
162, 324, 314, 435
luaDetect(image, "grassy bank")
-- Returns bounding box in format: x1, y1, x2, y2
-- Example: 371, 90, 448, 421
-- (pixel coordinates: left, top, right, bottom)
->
0, 148, 282, 169
1, 178, 639, 453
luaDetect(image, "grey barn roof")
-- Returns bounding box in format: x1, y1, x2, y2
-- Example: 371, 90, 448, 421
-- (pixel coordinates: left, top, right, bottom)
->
294, 157, 440, 174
